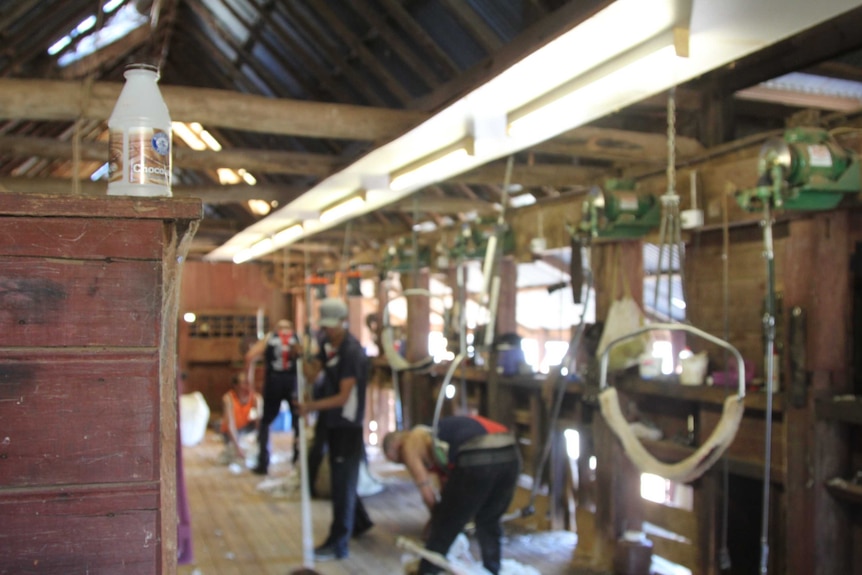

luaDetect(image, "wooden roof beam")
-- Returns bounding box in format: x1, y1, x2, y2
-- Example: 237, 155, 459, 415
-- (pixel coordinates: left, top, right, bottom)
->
0, 78, 429, 141
388, 195, 498, 215
0, 176, 303, 203
532, 125, 705, 163
377, 0, 460, 79
0, 135, 343, 176
452, 161, 605, 188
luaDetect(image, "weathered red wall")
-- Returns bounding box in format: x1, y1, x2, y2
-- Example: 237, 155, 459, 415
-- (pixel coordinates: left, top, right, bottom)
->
178, 261, 289, 416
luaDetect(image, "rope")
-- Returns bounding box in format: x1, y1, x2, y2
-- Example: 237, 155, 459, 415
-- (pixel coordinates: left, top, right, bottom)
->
652, 87, 686, 319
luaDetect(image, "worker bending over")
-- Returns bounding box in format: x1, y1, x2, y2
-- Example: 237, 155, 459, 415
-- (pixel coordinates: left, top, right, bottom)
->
383, 415, 521, 575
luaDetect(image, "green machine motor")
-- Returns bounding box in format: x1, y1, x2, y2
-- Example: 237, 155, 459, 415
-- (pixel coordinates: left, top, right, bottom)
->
736, 127, 861, 211
581, 179, 660, 239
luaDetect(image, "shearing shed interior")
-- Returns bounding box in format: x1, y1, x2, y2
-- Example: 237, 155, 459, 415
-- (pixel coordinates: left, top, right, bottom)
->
3, 0, 862, 574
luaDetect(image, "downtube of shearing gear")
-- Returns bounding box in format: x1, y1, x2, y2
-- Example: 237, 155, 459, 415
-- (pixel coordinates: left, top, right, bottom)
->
392, 369, 403, 431
759, 202, 776, 575
457, 259, 469, 412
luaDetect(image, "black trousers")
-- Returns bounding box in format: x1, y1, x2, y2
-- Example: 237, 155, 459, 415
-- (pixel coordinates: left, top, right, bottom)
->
323, 426, 373, 556
307, 413, 328, 494
256, 371, 298, 469
420, 446, 521, 575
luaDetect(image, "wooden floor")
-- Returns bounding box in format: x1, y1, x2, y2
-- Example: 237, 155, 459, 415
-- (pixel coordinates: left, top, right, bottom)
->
177, 430, 602, 575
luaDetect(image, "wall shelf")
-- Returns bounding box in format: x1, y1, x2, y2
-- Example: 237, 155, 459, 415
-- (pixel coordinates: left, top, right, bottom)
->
615, 376, 783, 413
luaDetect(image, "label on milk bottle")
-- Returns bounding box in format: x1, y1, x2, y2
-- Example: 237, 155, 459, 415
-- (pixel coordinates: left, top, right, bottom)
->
108, 127, 171, 187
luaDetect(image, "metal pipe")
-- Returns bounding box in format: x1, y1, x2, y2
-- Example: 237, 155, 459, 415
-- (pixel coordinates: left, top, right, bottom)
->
759, 201, 776, 575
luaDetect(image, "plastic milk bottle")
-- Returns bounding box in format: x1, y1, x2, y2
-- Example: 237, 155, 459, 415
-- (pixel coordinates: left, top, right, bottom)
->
107, 63, 172, 197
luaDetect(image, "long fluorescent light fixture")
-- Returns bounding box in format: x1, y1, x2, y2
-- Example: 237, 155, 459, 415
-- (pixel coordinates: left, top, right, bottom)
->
272, 223, 304, 247
233, 237, 273, 264
320, 194, 366, 224
508, 25, 690, 140
231, 222, 306, 263
389, 137, 475, 192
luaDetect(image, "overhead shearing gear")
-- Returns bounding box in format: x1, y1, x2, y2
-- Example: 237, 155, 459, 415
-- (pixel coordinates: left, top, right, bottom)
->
736, 127, 861, 211
653, 86, 687, 318
580, 180, 660, 239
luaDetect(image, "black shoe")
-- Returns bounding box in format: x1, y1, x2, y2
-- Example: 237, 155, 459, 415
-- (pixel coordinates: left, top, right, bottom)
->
352, 521, 374, 538
251, 464, 268, 475
313, 543, 347, 561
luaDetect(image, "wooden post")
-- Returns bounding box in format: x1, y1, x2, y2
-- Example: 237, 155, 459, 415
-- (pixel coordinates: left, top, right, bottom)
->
401, 270, 432, 427
782, 212, 851, 575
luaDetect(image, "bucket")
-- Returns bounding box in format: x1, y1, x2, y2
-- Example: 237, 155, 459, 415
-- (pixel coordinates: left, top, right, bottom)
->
613, 531, 653, 575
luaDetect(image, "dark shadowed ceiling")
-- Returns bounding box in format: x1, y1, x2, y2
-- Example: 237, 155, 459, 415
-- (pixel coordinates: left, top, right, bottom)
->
4, 0, 862, 272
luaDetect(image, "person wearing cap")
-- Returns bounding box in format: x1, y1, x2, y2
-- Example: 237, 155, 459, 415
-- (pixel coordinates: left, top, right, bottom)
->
245, 318, 302, 475
299, 297, 374, 561
382, 415, 521, 575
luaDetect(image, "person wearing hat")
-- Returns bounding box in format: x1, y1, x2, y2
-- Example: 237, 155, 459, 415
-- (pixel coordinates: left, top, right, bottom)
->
299, 297, 374, 561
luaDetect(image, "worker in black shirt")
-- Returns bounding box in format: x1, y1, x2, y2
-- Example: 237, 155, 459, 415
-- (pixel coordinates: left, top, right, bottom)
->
299, 298, 373, 560
246, 318, 301, 475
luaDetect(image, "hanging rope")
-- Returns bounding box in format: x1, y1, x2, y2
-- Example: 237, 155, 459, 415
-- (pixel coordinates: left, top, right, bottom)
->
652, 87, 687, 319
382, 198, 436, 429
72, 75, 95, 196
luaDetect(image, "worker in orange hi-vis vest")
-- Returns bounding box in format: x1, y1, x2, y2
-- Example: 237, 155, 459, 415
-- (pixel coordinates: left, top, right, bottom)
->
219, 371, 262, 464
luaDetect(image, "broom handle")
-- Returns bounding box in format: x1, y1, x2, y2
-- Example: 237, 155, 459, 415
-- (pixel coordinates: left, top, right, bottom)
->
297, 359, 314, 568
395, 536, 470, 575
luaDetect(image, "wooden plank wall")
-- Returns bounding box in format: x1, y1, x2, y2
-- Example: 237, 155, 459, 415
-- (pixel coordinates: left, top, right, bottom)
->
0, 193, 201, 574
685, 221, 787, 380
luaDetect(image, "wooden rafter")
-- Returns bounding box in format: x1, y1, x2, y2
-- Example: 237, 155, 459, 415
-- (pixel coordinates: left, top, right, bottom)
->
0, 79, 428, 141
